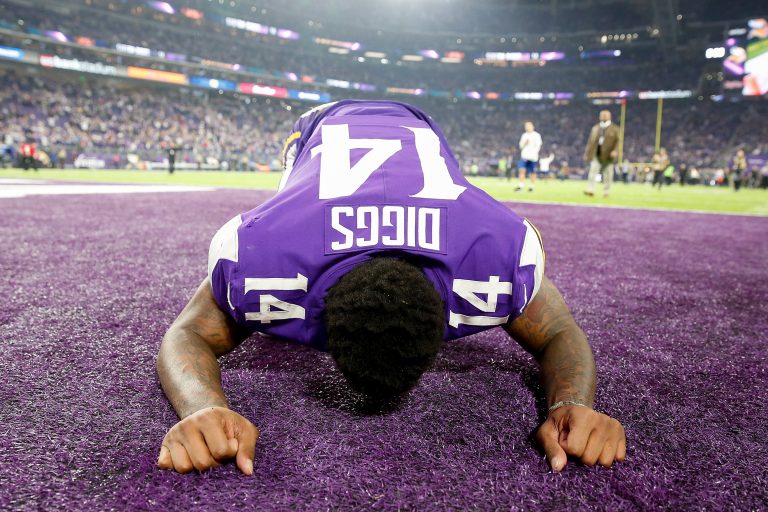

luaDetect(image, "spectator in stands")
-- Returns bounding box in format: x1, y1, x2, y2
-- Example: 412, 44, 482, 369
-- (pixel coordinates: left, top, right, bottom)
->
583, 110, 620, 198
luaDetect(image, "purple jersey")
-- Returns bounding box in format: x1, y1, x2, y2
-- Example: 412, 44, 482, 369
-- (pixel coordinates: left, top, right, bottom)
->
208, 100, 544, 351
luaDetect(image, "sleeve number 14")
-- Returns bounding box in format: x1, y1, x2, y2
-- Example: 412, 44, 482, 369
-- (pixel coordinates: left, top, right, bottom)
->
448, 276, 513, 328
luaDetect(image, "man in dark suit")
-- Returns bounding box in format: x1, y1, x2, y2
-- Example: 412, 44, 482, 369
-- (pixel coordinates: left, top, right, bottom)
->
583, 111, 620, 198
167, 145, 180, 174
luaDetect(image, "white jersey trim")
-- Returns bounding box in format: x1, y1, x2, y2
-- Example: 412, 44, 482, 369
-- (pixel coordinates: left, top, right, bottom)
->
207, 214, 242, 281
520, 219, 545, 303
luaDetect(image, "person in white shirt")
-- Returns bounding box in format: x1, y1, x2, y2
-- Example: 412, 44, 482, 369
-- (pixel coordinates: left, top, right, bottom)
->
516, 121, 543, 192
539, 152, 555, 178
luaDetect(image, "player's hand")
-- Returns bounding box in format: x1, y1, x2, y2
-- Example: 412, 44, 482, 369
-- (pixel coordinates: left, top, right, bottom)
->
535, 406, 625, 472
157, 406, 259, 475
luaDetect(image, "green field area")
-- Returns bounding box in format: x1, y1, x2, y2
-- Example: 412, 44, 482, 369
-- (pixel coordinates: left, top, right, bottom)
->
3, 168, 767, 215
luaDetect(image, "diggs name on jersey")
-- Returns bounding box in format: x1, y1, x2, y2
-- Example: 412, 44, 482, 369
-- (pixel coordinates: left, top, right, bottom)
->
325, 205, 446, 254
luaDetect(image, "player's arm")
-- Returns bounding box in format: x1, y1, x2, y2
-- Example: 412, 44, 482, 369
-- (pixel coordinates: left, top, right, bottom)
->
156, 278, 259, 475
504, 276, 626, 472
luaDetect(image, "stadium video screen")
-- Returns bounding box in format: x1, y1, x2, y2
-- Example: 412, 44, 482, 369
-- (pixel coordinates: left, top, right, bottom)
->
724, 18, 768, 96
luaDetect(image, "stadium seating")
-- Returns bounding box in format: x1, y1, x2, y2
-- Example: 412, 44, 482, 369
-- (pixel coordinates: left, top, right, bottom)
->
1, 69, 765, 172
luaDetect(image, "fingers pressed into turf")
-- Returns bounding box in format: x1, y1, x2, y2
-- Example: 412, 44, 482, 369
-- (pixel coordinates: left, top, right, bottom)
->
157, 445, 172, 470
168, 442, 194, 474
598, 442, 616, 468
181, 429, 219, 472
537, 421, 567, 472
200, 422, 236, 461
235, 423, 259, 476
581, 430, 606, 466
618, 436, 627, 461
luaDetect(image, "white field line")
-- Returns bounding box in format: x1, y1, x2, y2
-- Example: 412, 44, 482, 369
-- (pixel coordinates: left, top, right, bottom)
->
0, 182, 215, 198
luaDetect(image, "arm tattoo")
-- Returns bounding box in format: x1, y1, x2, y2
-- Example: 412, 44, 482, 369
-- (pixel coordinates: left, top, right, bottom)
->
158, 330, 230, 419
504, 277, 596, 408
157, 279, 245, 419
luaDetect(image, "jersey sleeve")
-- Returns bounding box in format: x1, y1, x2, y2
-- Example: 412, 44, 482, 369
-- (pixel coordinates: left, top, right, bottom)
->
515, 219, 546, 312
207, 214, 242, 313
279, 101, 338, 192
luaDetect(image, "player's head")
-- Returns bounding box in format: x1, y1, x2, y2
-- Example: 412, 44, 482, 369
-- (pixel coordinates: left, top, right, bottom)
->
524, 121, 535, 132
324, 257, 444, 399
599, 110, 612, 122
736, 148, 745, 158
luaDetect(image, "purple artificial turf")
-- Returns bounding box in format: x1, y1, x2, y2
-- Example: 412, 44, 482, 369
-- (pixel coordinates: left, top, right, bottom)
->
0, 189, 766, 511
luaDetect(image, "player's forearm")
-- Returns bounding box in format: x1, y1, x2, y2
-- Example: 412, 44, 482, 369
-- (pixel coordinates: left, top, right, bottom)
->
536, 326, 596, 408
157, 328, 229, 419
504, 277, 597, 408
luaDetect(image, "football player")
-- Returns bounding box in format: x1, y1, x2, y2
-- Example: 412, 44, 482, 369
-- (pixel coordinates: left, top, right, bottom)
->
157, 100, 626, 475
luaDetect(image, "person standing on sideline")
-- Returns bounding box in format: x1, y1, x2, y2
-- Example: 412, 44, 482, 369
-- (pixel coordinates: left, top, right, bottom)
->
663, 162, 675, 186
760, 162, 768, 190
57, 148, 67, 169
166, 144, 181, 174
583, 110, 620, 197
678, 163, 688, 186
498, 156, 508, 181
730, 149, 748, 192
620, 160, 632, 184
651, 149, 669, 190
20, 138, 38, 171
539, 152, 555, 181
515, 121, 542, 192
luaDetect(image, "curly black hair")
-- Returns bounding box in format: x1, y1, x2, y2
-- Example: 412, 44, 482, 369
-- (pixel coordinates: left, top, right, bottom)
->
324, 257, 445, 399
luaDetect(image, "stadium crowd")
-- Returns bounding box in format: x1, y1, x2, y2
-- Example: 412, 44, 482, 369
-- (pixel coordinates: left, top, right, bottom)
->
0, 1, 701, 94
0, 72, 293, 169
2, 69, 766, 179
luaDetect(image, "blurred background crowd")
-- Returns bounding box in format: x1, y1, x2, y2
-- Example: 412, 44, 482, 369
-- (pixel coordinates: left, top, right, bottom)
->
1, 0, 766, 185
